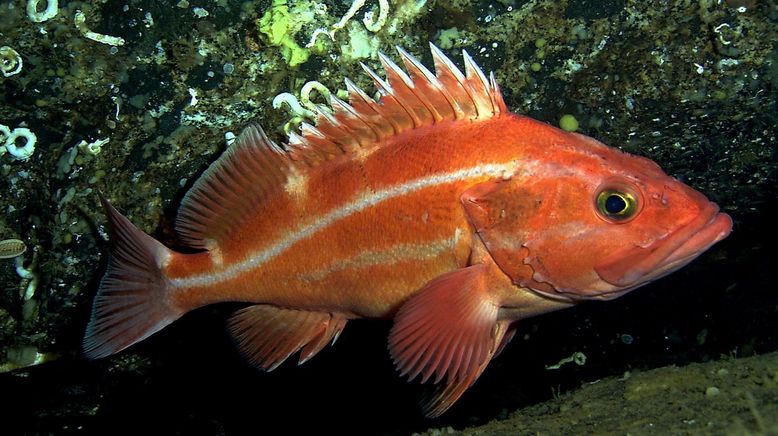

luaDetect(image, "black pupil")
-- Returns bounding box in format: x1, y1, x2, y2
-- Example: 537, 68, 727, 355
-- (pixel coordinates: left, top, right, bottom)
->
605, 194, 627, 214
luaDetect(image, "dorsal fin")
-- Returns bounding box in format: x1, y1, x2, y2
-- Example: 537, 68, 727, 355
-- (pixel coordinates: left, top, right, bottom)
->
288, 42, 508, 156
174, 44, 507, 249
175, 125, 291, 249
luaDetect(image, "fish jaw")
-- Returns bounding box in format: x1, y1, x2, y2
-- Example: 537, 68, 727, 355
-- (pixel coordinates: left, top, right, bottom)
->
594, 203, 732, 290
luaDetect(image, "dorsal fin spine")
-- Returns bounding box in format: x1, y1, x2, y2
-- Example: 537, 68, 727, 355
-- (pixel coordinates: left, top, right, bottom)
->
418, 42, 464, 120
378, 52, 427, 128
359, 62, 391, 97
312, 106, 354, 152
463, 50, 490, 93
288, 131, 306, 147
429, 44, 472, 120
316, 104, 360, 151
379, 52, 414, 89
383, 50, 442, 127
344, 77, 396, 140
489, 72, 508, 114
462, 50, 494, 118
298, 122, 342, 162
359, 63, 405, 134
344, 77, 378, 115
431, 43, 467, 83
396, 46, 449, 123
329, 95, 381, 145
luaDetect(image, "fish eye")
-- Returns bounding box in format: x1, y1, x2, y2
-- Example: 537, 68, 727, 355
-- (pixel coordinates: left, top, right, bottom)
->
595, 185, 640, 222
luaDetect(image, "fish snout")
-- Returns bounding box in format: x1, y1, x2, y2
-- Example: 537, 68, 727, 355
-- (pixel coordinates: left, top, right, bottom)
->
594, 201, 732, 289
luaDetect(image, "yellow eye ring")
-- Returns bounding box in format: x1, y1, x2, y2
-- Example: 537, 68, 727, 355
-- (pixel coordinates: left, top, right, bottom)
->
595, 188, 639, 222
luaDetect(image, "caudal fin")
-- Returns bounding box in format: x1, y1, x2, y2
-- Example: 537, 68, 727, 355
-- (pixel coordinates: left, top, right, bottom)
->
83, 197, 182, 359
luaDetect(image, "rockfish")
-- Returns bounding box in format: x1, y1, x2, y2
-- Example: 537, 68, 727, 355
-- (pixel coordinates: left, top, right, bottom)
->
84, 44, 732, 417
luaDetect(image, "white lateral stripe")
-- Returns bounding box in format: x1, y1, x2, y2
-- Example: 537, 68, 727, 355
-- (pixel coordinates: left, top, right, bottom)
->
170, 163, 516, 289
298, 235, 458, 283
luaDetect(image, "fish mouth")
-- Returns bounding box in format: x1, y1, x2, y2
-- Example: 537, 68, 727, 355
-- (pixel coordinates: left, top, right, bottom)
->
595, 202, 733, 289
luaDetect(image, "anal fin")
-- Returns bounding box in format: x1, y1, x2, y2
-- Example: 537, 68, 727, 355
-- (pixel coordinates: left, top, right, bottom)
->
228, 305, 347, 371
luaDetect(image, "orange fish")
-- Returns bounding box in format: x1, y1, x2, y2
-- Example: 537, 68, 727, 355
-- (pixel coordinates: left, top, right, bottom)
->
84, 44, 732, 416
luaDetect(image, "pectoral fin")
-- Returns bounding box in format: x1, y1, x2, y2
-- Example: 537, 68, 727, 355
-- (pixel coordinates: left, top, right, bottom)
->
388, 264, 511, 417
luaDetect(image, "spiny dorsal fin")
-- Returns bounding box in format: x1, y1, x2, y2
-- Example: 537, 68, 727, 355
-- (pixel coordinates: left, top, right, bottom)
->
289, 42, 508, 155
175, 44, 507, 249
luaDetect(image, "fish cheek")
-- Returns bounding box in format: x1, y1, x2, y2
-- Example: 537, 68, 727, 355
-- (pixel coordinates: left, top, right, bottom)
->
461, 179, 554, 288
521, 227, 602, 295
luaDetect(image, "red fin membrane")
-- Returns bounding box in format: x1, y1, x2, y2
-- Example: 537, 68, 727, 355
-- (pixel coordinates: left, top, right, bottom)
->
420, 320, 512, 418
175, 125, 292, 249
228, 305, 347, 371
83, 197, 182, 359
492, 322, 517, 359
388, 264, 509, 417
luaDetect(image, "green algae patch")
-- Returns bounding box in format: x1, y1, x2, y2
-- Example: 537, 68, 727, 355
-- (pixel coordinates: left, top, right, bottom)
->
257, 0, 313, 67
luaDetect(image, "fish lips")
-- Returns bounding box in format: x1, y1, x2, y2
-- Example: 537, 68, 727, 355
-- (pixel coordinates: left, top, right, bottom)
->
594, 203, 733, 289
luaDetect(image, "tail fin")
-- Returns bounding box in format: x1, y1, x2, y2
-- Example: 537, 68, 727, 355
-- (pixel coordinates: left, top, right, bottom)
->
83, 197, 183, 359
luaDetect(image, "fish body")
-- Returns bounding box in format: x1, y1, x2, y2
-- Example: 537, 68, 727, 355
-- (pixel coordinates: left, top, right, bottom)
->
169, 116, 555, 315
85, 45, 732, 417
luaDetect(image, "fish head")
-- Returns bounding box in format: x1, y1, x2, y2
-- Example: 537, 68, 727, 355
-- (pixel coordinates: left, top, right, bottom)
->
463, 132, 732, 301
